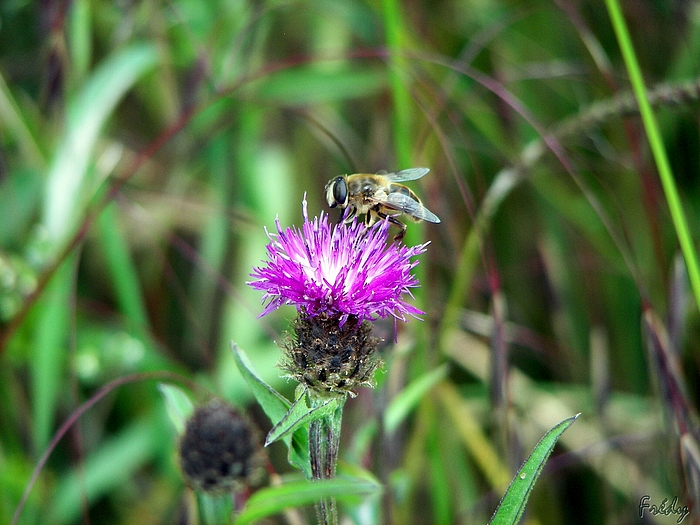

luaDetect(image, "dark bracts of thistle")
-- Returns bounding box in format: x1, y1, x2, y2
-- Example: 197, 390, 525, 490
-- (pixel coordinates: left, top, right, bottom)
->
280, 313, 381, 395
179, 399, 265, 494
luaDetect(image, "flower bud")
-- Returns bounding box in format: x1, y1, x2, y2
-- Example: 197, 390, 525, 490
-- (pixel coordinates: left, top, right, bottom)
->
280, 313, 381, 394
179, 399, 264, 493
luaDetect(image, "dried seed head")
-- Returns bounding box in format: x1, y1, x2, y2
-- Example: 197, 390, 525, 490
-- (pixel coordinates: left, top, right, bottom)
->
280, 313, 381, 395
179, 399, 264, 493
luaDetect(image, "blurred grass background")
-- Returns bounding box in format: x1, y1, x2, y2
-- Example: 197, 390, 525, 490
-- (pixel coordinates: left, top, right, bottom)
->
1, 0, 700, 523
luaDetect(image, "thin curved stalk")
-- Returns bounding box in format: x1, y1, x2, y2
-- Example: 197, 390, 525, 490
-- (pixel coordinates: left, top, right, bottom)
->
605, 0, 700, 313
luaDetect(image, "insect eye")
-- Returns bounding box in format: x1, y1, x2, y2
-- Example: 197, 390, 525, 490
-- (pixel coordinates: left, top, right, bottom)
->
332, 177, 347, 207
325, 180, 337, 207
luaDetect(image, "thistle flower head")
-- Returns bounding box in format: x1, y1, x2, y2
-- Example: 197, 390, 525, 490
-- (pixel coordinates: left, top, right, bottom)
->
248, 197, 427, 326
179, 399, 264, 493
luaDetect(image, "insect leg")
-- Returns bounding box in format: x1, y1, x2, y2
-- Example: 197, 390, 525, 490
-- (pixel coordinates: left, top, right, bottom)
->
365, 208, 379, 227
375, 210, 407, 242
342, 206, 357, 224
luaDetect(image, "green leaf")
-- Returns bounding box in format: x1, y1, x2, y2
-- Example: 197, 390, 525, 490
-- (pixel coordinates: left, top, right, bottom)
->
49, 416, 164, 524
31, 258, 74, 452
230, 342, 310, 477
157, 383, 194, 435
0, 169, 43, 246
489, 414, 579, 525
384, 364, 449, 434
96, 203, 149, 329
234, 476, 381, 525
230, 342, 291, 421
42, 43, 158, 246
605, 0, 700, 314
67, 0, 92, 82
0, 72, 46, 169
251, 66, 386, 105
266, 393, 340, 447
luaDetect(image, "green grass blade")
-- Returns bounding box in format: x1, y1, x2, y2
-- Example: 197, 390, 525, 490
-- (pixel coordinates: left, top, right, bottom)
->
189, 135, 230, 344
234, 476, 381, 525
380, 0, 412, 168
0, 169, 43, 247
0, 72, 46, 170
42, 43, 157, 247
48, 416, 164, 524
96, 203, 149, 328
604, 0, 700, 313
31, 258, 74, 452
384, 364, 448, 434
253, 66, 386, 105
427, 423, 452, 524
489, 414, 579, 525
95, 202, 176, 375
67, 0, 92, 83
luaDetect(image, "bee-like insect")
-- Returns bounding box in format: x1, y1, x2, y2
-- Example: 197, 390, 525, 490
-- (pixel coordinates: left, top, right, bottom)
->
325, 168, 440, 241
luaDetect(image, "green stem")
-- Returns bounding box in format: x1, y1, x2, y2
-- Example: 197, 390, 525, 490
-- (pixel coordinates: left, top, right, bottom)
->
308, 393, 346, 525
604, 0, 700, 312
381, 0, 412, 168
196, 491, 234, 525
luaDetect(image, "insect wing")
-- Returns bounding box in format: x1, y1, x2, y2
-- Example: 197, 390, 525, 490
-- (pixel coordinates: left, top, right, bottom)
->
384, 167, 430, 182
384, 192, 441, 223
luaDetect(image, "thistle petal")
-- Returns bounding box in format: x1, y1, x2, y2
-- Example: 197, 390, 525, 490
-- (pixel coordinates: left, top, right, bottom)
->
248, 197, 427, 323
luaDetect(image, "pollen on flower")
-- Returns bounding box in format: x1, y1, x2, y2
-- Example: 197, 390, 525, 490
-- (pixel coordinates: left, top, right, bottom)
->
247, 197, 428, 325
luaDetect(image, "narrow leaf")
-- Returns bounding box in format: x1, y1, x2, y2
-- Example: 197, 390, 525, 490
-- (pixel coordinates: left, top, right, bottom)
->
253, 67, 386, 105
231, 342, 310, 477
0, 169, 43, 246
157, 383, 194, 435
49, 417, 163, 524
605, 0, 700, 313
0, 72, 45, 168
43, 43, 158, 246
266, 394, 339, 446
31, 258, 73, 452
384, 364, 449, 434
489, 414, 579, 525
231, 342, 291, 421
234, 477, 381, 525
97, 203, 149, 328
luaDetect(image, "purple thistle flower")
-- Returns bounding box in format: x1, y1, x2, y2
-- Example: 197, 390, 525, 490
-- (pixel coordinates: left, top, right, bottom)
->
248, 197, 427, 326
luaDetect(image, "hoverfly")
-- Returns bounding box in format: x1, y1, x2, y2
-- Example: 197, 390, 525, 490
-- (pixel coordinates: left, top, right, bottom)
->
324, 168, 440, 241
